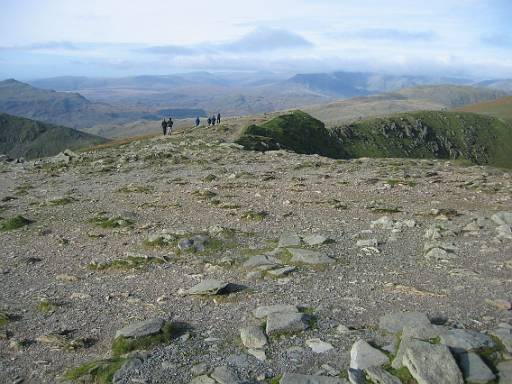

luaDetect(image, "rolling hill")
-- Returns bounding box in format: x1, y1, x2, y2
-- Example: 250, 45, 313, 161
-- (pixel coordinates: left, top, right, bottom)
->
236, 110, 512, 168
302, 85, 507, 127
0, 113, 108, 159
457, 96, 512, 123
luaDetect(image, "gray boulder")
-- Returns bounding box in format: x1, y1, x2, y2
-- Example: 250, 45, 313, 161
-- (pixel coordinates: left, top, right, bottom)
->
240, 325, 267, 349
242, 255, 280, 269
350, 340, 389, 370
403, 340, 463, 384
115, 318, 165, 339
490, 327, 512, 353
440, 329, 495, 353
253, 304, 298, 319
458, 352, 496, 384
286, 248, 334, 265
364, 366, 402, 384
210, 366, 242, 384
491, 212, 512, 225
266, 312, 309, 336
497, 360, 512, 383
302, 233, 332, 246
278, 232, 302, 247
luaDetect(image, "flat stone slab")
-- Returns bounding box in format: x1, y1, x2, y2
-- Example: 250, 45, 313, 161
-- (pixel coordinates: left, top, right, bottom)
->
266, 312, 309, 336
403, 340, 464, 384
253, 304, 299, 319
364, 366, 402, 384
210, 366, 242, 384
302, 234, 332, 246
240, 325, 267, 349
280, 373, 348, 384
278, 232, 302, 248
286, 248, 334, 265
187, 279, 229, 295
491, 212, 512, 225
379, 312, 431, 334
440, 329, 495, 353
267, 266, 296, 277
115, 318, 165, 339
242, 255, 280, 269
350, 340, 389, 370
458, 352, 496, 384
306, 338, 334, 353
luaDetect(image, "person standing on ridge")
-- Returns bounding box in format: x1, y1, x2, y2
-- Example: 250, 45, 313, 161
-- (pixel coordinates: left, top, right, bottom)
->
211, 115, 216, 126
217, 113, 221, 124
161, 118, 167, 136
167, 117, 174, 135
207, 117, 211, 127
195, 117, 200, 127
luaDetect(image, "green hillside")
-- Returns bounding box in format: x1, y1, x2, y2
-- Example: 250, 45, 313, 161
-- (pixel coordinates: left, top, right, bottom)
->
0, 113, 109, 159
457, 96, 512, 123
236, 110, 512, 168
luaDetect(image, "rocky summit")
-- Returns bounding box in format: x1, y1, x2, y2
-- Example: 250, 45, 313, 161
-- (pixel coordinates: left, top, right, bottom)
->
1, 123, 512, 384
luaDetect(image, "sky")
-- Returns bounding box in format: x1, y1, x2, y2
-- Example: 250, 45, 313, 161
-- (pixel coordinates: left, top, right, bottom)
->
0, 0, 511, 80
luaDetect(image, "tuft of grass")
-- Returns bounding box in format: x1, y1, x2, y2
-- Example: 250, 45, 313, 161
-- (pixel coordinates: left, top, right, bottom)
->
372, 207, 402, 214
241, 210, 268, 221
49, 197, 76, 206
88, 256, 165, 271
0, 310, 11, 327
88, 215, 134, 229
1, 215, 32, 231
65, 357, 127, 384
191, 189, 217, 199
111, 322, 173, 356
117, 184, 154, 193
383, 364, 417, 384
37, 298, 59, 314
202, 174, 217, 182
267, 374, 282, 384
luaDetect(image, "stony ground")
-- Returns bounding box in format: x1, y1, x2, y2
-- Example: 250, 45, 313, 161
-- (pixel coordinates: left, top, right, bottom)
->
1, 122, 511, 383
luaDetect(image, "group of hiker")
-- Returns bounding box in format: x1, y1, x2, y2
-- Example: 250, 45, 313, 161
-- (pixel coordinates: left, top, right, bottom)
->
161, 117, 174, 136
162, 113, 221, 136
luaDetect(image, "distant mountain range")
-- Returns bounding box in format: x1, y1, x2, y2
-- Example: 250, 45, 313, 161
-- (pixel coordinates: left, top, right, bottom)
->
0, 79, 206, 129
0, 113, 108, 159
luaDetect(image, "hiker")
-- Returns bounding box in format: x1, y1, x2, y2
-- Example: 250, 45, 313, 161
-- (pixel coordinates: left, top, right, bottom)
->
161, 119, 167, 136
207, 117, 211, 127
211, 115, 216, 126
217, 113, 221, 124
195, 117, 200, 127
167, 118, 174, 135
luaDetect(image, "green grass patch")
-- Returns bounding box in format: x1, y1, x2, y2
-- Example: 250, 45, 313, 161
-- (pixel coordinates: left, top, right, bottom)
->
117, 184, 154, 193
111, 322, 173, 356
88, 215, 134, 229
383, 364, 417, 384
88, 256, 165, 271
37, 298, 59, 314
65, 357, 127, 384
49, 196, 76, 206
267, 374, 282, 384
372, 207, 402, 214
191, 189, 217, 199
202, 174, 217, 182
1, 215, 32, 231
0, 310, 11, 327
241, 210, 268, 221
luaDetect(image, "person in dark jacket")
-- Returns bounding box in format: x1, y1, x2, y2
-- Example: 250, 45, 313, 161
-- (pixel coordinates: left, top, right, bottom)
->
207, 117, 211, 127
211, 116, 216, 126
195, 117, 200, 127
161, 119, 167, 135
217, 113, 221, 124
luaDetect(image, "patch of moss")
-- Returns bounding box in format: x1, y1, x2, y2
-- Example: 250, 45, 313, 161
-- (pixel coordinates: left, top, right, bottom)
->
88, 256, 165, 271
267, 374, 282, 384
37, 298, 59, 314
202, 174, 217, 182
1, 215, 32, 231
372, 207, 402, 214
383, 364, 417, 384
191, 189, 217, 199
49, 196, 76, 206
111, 322, 173, 356
88, 216, 134, 229
0, 310, 11, 327
241, 210, 268, 221
65, 357, 127, 384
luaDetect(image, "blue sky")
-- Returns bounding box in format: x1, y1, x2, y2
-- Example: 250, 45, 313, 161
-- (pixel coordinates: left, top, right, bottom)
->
0, 0, 511, 79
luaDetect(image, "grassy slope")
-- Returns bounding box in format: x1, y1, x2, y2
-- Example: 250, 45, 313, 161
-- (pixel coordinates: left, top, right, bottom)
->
0, 113, 109, 159
236, 110, 512, 168
457, 96, 512, 123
